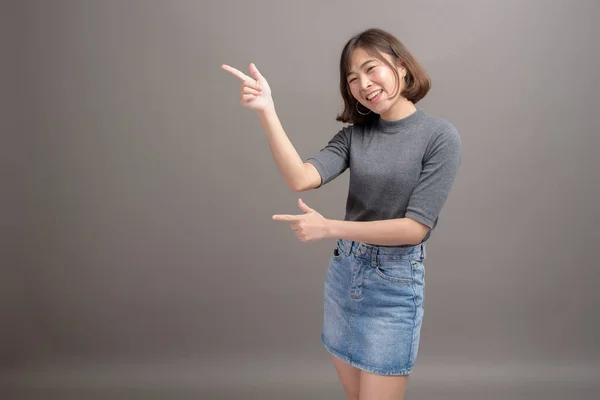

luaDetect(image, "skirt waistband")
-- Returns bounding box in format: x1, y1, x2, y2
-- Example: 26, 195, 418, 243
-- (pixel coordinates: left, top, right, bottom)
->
336, 239, 425, 263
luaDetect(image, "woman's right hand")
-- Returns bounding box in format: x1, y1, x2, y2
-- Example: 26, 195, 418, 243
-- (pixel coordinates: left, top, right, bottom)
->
221, 63, 273, 111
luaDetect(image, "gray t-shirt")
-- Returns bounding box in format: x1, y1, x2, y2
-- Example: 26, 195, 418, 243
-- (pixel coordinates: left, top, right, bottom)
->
305, 108, 461, 245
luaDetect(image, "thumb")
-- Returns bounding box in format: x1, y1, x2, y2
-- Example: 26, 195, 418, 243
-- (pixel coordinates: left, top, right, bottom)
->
249, 63, 263, 81
298, 198, 313, 213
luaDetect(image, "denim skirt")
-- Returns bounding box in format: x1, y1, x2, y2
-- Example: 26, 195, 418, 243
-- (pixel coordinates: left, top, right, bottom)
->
321, 239, 426, 376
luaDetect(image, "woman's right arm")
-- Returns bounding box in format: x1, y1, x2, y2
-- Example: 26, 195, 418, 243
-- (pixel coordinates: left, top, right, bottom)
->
222, 63, 321, 192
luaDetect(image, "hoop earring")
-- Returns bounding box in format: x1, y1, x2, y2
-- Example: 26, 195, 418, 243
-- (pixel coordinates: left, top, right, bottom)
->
356, 101, 371, 116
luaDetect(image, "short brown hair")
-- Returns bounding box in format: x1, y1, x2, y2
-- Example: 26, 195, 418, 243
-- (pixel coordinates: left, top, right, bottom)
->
336, 28, 431, 125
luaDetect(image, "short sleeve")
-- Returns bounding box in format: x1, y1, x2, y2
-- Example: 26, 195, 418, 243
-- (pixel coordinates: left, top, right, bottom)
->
405, 123, 462, 229
305, 126, 352, 187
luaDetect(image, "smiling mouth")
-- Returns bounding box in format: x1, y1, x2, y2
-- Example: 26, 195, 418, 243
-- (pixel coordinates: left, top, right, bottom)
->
366, 89, 383, 101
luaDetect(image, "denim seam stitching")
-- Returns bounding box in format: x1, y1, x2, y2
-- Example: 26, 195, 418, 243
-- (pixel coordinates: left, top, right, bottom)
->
407, 262, 419, 370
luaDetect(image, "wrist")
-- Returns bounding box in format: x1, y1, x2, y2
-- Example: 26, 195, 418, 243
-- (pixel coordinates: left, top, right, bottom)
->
257, 102, 276, 117
324, 219, 338, 239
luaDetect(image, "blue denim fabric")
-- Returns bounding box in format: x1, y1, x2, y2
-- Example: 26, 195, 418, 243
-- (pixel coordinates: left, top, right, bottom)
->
321, 239, 426, 375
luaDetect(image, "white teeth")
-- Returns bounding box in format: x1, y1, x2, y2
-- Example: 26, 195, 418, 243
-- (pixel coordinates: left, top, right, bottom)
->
367, 90, 382, 100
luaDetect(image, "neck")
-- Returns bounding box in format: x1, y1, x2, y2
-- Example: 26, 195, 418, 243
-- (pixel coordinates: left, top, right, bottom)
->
380, 97, 417, 121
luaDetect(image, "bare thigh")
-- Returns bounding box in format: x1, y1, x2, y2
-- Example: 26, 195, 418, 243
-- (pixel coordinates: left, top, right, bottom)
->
331, 355, 361, 400
359, 370, 409, 400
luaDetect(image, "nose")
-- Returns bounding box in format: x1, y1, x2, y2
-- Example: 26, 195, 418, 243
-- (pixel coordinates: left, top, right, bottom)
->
360, 76, 372, 90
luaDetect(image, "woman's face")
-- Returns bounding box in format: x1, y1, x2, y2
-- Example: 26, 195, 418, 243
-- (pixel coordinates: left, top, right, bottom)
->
347, 47, 406, 118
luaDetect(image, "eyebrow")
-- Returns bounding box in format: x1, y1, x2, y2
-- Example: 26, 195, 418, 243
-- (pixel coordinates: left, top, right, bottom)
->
347, 59, 377, 76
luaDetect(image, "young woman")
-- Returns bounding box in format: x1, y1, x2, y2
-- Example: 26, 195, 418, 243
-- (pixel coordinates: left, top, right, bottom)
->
222, 28, 461, 400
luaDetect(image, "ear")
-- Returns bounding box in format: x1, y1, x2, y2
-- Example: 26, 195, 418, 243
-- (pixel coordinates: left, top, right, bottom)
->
398, 64, 407, 78
395, 61, 406, 75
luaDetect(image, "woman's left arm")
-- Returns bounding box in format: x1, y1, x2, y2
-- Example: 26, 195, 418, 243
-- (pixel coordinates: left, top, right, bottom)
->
273, 200, 429, 246
324, 217, 430, 246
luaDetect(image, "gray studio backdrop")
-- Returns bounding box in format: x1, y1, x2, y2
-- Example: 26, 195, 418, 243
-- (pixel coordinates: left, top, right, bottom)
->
3, 0, 599, 398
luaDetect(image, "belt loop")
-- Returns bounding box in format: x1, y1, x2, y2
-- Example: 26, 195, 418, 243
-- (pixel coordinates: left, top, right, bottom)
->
345, 241, 353, 256
371, 246, 379, 267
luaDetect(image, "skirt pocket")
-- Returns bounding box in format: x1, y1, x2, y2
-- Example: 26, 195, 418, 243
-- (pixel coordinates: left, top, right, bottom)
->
375, 259, 413, 285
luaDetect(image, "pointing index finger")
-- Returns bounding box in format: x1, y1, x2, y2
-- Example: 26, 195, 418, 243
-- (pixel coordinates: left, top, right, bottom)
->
272, 214, 300, 222
221, 64, 251, 81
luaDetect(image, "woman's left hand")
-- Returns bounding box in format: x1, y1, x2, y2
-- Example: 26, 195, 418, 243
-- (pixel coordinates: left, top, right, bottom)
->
272, 199, 330, 242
